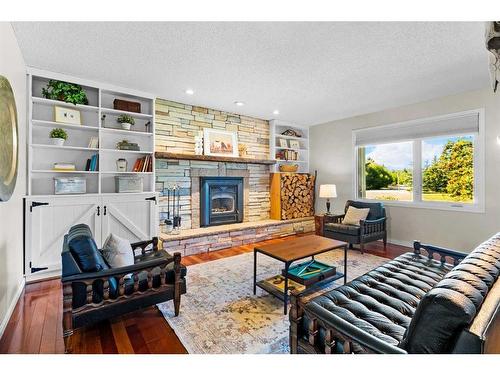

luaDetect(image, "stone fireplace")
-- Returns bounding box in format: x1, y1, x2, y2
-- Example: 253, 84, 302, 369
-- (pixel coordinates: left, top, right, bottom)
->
154, 99, 315, 256
200, 177, 244, 227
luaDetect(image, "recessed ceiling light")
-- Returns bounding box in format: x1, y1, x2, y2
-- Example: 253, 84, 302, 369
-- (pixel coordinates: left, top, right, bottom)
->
273, 110, 280, 115
185, 89, 194, 95
234, 101, 245, 106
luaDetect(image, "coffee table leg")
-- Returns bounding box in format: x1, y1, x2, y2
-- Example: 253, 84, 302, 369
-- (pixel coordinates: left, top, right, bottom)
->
283, 262, 290, 315
344, 244, 347, 284
253, 249, 257, 295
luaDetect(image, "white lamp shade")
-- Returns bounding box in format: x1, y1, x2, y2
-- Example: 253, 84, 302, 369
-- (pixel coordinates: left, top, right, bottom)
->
319, 184, 337, 198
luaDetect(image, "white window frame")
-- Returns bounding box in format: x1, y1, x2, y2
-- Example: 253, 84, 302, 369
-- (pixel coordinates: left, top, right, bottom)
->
352, 109, 485, 213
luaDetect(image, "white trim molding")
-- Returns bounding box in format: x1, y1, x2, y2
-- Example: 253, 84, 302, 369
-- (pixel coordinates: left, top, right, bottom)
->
0, 278, 25, 340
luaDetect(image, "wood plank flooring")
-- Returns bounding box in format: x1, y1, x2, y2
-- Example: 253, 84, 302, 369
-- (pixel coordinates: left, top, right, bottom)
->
0, 234, 409, 354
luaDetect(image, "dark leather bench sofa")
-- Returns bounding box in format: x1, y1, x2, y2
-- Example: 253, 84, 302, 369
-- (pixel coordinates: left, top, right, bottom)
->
290, 234, 500, 354
61, 224, 187, 353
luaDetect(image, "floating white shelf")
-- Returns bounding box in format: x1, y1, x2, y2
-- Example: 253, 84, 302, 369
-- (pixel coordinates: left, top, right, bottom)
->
275, 147, 307, 151
100, 149, 154, 154
100, 171, 153, 175
101, 107, 153, 119
32, 119, 99, 131
32, 97, 99, 111
32, 170, 99, 174
99, 191, 155, 196
101, 127, 153, 136
31, 144, 99, 152
275, 160, 308, 163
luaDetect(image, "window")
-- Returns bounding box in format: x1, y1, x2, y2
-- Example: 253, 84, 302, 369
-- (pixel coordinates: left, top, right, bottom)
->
358, 141, 413, 201
354, 110, 484, 211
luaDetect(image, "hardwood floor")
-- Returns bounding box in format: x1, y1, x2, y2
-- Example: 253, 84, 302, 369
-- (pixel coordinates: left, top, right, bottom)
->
0, 234, 409, 354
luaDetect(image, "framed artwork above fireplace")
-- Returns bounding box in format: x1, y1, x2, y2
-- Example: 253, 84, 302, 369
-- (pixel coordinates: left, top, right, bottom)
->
203, 128, 238, 157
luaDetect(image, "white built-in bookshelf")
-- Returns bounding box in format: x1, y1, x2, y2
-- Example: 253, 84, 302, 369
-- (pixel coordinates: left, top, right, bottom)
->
27, 68, 156, 196
269, 120, 309, 173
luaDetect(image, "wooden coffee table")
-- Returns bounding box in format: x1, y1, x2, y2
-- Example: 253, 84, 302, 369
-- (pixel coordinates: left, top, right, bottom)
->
253, 235, 348, 315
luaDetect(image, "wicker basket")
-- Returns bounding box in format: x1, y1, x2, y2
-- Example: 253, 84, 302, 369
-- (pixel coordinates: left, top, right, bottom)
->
279, 164, 299, 172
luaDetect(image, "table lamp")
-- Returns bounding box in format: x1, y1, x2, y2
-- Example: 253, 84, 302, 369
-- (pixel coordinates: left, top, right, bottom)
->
319, 184, 337, 215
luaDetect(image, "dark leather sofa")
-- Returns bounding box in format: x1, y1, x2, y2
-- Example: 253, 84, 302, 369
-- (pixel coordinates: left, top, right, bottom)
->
290, 234, 500, 354
323, 200, 387, 253
61, 224, 187, 353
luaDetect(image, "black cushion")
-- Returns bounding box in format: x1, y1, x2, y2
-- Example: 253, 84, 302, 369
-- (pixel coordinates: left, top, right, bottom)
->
324, 223, 360, 235
345, 200, 384, 220
69, 235, 109, 273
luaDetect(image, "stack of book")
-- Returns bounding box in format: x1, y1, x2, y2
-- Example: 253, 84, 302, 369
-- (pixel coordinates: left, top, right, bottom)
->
53, 163, 76, 171
276, 150, 298, 161
85, 154, 99, 171
132, 155, 153, 172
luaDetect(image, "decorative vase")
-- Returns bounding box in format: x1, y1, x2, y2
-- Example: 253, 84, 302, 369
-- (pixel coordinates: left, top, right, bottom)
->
116, 158, 128, 172
51, 138, 65, 146
121, 122, 132, 130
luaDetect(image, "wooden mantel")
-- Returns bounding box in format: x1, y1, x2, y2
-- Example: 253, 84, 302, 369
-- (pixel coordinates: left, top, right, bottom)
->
155, 152, 277, 165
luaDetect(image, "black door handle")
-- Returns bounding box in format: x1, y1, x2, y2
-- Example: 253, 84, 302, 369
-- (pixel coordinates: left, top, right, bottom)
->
97, 206, 100, 216
103, 206, 107, 215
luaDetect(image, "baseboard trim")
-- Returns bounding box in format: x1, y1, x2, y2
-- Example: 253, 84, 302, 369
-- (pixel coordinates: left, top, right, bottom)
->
0, 277, 25, 340
387, 238, 413, 248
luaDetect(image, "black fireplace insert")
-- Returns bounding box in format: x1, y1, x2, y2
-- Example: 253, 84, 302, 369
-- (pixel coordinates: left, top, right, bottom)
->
200, 177, 244, 227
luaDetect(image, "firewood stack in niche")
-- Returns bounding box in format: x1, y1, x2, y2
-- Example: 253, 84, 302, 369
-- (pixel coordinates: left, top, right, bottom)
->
271, 173, 315, 220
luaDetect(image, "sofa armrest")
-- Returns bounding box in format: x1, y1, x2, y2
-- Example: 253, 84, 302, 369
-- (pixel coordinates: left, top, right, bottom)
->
62, 249, 173, 283
359, 217, 386, 235
413, 241, 467, 266
131, 237, 159, 256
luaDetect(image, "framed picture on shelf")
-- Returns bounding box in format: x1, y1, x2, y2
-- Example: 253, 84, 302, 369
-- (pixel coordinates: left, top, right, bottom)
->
289, 140, 300, 149
54, 106, 81, 125
278, 138, 288, 148
203, 128, 238, 157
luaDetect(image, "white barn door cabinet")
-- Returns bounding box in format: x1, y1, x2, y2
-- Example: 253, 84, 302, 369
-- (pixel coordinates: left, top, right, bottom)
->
25, 69, 158, 281
25, 193, 158, 281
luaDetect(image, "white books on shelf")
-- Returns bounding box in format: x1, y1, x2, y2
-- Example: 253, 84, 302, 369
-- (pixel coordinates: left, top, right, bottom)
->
87, 136, 99, 148
53, 162, 76, 171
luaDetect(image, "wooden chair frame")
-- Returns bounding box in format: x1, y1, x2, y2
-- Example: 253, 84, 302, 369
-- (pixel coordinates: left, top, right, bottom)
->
62, 238, 183, 353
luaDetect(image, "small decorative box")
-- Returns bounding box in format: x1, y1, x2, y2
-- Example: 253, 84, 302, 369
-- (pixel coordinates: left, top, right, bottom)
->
115, 176, 143, 193
54, 177, 87, 195
283, 260, 336, 286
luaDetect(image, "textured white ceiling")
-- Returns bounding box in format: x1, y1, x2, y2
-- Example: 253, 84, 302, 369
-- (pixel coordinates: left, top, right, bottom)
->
12, 22, 489, 126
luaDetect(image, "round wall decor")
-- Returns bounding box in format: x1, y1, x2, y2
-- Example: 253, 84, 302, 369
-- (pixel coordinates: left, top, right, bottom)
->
0, 75, 19, 202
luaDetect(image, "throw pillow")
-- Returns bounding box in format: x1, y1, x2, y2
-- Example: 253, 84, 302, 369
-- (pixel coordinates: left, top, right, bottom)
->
69, 235, 109, 273
101, 233, 135, 270
342, 206, 370, 225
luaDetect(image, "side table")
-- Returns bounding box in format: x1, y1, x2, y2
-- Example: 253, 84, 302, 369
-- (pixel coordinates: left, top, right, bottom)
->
314, 214, 337, 236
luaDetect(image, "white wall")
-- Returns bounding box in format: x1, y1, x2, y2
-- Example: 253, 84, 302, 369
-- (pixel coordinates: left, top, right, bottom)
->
310, 88, 500, 252
0, 23, 26, 337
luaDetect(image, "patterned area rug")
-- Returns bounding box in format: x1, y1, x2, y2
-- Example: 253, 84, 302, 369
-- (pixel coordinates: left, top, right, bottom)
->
157, 249, 388, 354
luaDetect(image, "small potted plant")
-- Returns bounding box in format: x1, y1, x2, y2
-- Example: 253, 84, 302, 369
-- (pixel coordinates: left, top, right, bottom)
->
117, 114, 135, 130
49, 128, 68, 146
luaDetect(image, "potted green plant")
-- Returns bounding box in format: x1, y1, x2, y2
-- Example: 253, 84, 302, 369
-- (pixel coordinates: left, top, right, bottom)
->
117, 114, 135, 130
50, 128, 68, 146
42, 80, 89, 105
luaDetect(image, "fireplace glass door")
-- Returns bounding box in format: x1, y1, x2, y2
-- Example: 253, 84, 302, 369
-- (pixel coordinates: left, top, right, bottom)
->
200, 177, 244, 227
